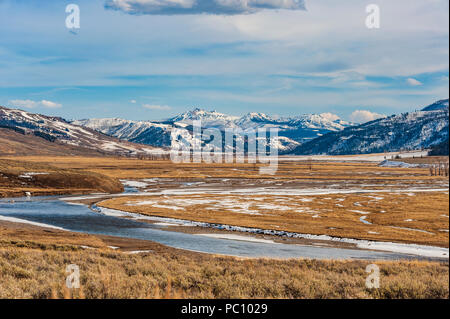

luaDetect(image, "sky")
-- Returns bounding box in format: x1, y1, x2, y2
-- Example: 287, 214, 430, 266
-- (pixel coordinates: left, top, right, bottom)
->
0, 0, 448, 122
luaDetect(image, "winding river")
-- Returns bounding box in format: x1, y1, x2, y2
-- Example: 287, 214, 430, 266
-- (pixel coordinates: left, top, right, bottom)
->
0, 192, 448, 261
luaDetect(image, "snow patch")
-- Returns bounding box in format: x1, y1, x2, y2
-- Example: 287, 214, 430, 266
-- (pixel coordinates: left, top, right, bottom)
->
0, 215, 66, 231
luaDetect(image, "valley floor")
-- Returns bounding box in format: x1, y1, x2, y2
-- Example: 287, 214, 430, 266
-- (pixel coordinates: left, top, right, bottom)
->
0, 220, 448, 299
0, 155, 449, 299
0, 158, 123, 198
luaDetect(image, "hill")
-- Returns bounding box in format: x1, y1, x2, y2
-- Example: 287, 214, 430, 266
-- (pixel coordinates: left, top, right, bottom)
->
290, 99, 449, 155
0, 106, 165, 157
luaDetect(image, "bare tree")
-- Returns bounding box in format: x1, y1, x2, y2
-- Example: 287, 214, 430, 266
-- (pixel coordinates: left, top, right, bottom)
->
307, 158, 312, 171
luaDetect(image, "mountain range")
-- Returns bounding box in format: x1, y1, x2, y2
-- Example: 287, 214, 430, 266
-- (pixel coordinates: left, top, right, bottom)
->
291, 99, 449, 155
0, 106, 164, 156
73, 108, 352, 153
1, 99, 448, 156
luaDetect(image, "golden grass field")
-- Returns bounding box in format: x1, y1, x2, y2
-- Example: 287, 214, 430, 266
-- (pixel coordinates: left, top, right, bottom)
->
0, 155, 448, 299
99, 191, 449, 247
0, 158, 123, 198
0, 221, 448, 299
4, 155, 447, 183
1, 156, 449, 246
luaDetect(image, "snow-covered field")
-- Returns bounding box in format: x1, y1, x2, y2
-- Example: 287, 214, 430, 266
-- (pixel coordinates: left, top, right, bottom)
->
280, 151, 430, 163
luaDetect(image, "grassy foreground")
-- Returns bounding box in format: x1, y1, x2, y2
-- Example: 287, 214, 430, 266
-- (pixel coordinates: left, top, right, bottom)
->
0, 223, 448, 299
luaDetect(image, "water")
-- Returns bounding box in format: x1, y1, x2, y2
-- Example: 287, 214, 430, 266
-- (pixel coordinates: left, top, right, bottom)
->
0, 196, 432, 260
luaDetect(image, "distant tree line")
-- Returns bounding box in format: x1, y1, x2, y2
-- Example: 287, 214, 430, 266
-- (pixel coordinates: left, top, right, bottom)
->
0, 124, 26, 135
33, 131, 57, 142
430, 161, 449, 177
429, 139, 449, 156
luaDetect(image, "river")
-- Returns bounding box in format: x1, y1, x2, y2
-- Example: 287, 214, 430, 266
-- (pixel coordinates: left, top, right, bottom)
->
0, 195, 446, 261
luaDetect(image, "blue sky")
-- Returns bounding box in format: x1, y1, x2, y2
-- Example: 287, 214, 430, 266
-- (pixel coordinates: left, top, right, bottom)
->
0, 0, 448, 122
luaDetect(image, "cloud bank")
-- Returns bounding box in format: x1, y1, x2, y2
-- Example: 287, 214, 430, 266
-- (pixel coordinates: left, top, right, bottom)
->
8, 99, 62, 109
349, 110, 385, 123
104, 0, 306, 15
320, 112, 340, 122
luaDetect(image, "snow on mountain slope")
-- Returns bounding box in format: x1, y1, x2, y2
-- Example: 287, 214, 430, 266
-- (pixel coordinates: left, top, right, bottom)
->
167, 108, 240, 130
235, 112, 278, 129
6, 99, 446, 157
0, 106, 165, 156
288, 114, 350, 131
291, 100, 449, 155
73, 118, 172, 148
75, 108, 351, 153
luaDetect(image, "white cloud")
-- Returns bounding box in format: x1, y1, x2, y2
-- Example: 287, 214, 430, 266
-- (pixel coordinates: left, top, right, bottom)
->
130, 99, 137, 103
1, 0, 448, 116
40, 100, 62, 108
349, 110, 386, 123
320, 112, 340, 121
143, 104, 171, 110
104, 0, 306, 15
8, 99, 37, 109
406, 78, 423, 86
8, 99, 62, 109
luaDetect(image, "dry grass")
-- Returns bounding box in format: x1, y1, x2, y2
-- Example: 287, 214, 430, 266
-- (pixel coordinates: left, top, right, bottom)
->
3, 155, 446, 184
0, 223, 448, 299
99, 191, 449, 247
0, 156, 448, 299
3, 155, 447, 246
0, 222, 108, 249
0, 158, 123, 198
0, 128, 109, 157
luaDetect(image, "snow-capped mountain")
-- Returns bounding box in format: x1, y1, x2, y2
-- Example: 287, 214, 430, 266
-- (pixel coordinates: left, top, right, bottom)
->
4, 99, 447, 156
166, 108, 350, 132
0, 106, 165, 156
166, 108, 240, 129
291, 99, 449, 155
73, 118, 173, 148
75, 108, 352, 152
288, 114, 349, 131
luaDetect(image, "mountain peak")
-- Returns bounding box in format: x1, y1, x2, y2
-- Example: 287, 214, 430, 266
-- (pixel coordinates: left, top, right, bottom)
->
167, 108, 239, 125
288, 113, 349, 131
241, 112, 272, 121
191, 107, 208, 114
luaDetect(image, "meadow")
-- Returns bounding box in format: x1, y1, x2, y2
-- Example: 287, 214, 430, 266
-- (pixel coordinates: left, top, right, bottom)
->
99, 191, 449, 247
0, 158, 123, 198
0, 221, 448, 299
0, 155, 448, 299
